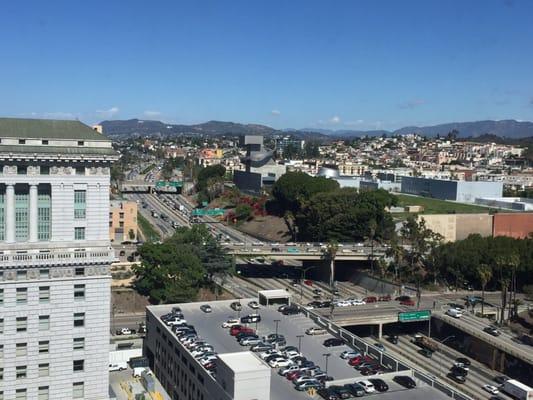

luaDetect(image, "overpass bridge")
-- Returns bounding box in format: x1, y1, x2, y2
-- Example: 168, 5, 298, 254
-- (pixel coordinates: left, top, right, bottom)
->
226, 246, 387, 261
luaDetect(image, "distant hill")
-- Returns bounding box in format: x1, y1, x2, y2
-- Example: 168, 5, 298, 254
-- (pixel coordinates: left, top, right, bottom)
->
101, 118, 533, 140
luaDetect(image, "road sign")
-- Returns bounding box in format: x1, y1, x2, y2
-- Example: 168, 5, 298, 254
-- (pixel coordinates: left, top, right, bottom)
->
398, 310, 431, 322
192, 208, 225, 216
155, 181, 183, 188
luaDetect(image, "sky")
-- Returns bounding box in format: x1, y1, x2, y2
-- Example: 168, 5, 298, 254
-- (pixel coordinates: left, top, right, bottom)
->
1, 0, 532, 131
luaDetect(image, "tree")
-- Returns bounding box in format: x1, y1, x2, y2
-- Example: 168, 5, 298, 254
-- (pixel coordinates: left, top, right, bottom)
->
304, 141, 320, 158
235, 204, 253, 221
477, 264, 492, 317
322, 241, 339, 289
196, 164, 226, 192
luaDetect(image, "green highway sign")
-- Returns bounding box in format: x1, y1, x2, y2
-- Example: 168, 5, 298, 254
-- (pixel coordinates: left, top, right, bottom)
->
192, 208, 225, 217
156, 181, 183, 188
398, 310, 431, 322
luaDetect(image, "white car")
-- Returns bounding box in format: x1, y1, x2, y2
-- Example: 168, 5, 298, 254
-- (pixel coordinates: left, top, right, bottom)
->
109, 363, 127, 371
222, 319, 240, 328
306, 327, 327, 335
278, 364, 300, 375
358, 380, 376, 393
482, 385, 499, 395
340, 350, 360, 359
248, 301, 260, 309
284, 350, 301, 359
349, 299, 366, 306
260, 350, 281, 360
336, 300, 351, 307
446, 308, 463, 318
166, 317, 187, 326
199, 356, 217, 366
269, 358, 291, 368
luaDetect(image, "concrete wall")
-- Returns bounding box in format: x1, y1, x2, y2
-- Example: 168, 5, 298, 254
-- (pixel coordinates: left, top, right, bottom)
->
493, 213, 533, 239
419, 214, 457, 242
455, 214, 493, 240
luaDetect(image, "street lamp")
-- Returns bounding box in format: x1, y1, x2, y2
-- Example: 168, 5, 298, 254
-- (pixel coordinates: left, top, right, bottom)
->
438, 335, 456, 377
296, 335, 304, 353
274, 319, 281, 337
299, 266, 319, 302
322, 353, 331, 375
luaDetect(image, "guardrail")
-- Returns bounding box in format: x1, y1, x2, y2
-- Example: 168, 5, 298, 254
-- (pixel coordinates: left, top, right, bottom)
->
299, 305, 472, 400
435, 312, 533, 364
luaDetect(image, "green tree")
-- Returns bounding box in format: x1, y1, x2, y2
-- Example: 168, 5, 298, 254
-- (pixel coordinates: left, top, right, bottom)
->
235, 204, 253, 221
477, 264, 492, 317
196, 164, 226, 192
304, 141, 320, 158
322, 241, 339, 289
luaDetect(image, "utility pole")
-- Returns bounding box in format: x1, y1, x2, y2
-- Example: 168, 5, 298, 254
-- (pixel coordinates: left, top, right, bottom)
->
296, 335, 304, 353
323, 353, 331, 375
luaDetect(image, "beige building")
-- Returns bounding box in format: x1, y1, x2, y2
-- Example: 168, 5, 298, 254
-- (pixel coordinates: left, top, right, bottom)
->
109, 200, 138, 242
419, 213, 493, 242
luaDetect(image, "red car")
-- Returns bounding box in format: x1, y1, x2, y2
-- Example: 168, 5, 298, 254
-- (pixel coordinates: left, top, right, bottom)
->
304, 279, 313, 286
230, 326, 254, 336
364, 296, 377, 303
286, 370, 305, 381
400, 299, 415, 306
348, 355, 373, 366
378, 295, 391, 301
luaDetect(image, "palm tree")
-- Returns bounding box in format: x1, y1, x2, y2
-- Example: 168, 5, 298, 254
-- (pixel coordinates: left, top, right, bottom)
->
477, 264, 492, 317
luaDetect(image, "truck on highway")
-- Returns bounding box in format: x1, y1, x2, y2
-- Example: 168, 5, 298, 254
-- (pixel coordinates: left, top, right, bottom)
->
412, 334, 438, 352
502, 379, 533, 400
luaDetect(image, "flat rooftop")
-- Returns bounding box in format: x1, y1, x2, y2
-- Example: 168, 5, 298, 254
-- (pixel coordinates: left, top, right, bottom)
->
148, 299, 452, 400
218, 351, 270, 373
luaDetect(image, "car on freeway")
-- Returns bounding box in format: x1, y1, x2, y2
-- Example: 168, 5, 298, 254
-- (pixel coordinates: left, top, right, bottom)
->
420, 348, 433, 358
345, 383, 366, 397
388, 334, 399, 344
323, 338, 344, 347
295, 381, 323, 391
453, 361, 469, 370
221, 318, 240, 328
248, 301, 260, 309
393, 375, 416, 389
493, 375, 509, 384
450, 366, 468, 377
287, 247, 299, 253
368, 378, 389, 392
230, 301, 242, 311
446, 308, 464, 318
304, 279, 313, 286
340, 350, 360, 359
455, 357, 471, 366
395, 295, 411, 302
373, 342, 385, 352
484, 326, 501, 336
363, 296, 377, 303
200, 304, 212, 313
483, 385, 500, 395
378, 295, 391, 301
348, 299, 366, 306
400, 298, 416, 306
357, 380, 375, 393
448, 373, 466, 383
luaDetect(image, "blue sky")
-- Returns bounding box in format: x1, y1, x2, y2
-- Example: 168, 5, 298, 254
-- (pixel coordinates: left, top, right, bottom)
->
1, 0, 532, 130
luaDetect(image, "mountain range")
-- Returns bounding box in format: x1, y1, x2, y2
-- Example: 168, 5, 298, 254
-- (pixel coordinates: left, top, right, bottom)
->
101, 119, 533, 140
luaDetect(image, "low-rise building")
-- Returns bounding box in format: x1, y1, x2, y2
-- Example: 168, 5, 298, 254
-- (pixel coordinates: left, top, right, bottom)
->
109, 200, 138, 242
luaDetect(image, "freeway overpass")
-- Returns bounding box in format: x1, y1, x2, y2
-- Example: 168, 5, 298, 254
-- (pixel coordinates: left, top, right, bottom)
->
227, 246, 386, 261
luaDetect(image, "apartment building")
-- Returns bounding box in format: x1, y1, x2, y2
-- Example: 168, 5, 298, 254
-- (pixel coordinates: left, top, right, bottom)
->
0, 118, 118, 400
109, 200, 138, 242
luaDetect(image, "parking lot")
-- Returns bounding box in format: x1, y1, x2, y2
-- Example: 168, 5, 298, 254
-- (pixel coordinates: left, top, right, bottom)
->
177, 299, 451, 400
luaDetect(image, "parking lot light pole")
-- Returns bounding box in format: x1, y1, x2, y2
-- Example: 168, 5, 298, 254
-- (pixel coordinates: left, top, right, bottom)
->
274, 319, 280, 337
323, 353, 331, 375
296, 335, 304, 353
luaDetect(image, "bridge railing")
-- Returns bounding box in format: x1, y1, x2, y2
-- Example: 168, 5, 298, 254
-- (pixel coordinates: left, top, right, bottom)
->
299, 305, 472, 400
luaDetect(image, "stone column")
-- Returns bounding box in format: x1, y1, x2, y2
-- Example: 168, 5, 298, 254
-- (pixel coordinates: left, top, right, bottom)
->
5, 183, 15, 242
29, 184, 38, 242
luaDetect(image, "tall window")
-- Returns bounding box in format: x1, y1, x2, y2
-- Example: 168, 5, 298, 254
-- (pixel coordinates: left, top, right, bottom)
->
38, 386, 49, 400
38, 186, 51, 241
73, 382, 84, 399
74, 284, 85, 300
39, 315, 50, 331
16, 288, 27, 304
74, 190, 86, 219
38, 363, 49, 377
16, 343, 27, 357
74, 227, 85, 240
15, 389, 26, 400
16, 317, 27, 332
39, 286, 50, 303
0, 190, 5, 241
16, 365, 27, 379
15, 190, 29, 241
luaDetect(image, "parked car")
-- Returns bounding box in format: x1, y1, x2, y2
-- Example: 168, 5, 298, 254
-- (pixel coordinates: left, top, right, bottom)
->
109, 362, 127, 371
295, 381, 323, 391
306, 327, 327, 335
282, 305, 300, 315
278, 364, 300, 376
345, 383, 366, 397
368, 378, 389, 392
317, 387, 340, 400
240, 336, 262, 346
340, 350, 361, 359
248, 301, 260, 309
241, 314, 261, 323
222, 318, 240, 328
329, 385, 352, 399
230, 325, 254, 336
251, 342, 273, 352
323, 338, 344, 347
200, 304, 212, 313
230, 301, 242, 311
357, 380, 376, 393
393, 375, 416, 389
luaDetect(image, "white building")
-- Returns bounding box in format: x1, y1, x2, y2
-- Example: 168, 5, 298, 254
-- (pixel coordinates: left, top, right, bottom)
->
0, 118, 118, 400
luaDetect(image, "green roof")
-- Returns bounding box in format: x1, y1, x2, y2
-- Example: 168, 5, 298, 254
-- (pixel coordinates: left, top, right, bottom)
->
0, 118, 109, 141
0, 144, 117, 157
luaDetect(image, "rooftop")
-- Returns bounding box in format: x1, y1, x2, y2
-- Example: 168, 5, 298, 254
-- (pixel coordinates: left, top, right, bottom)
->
218, 351, 270, 373
0, 117, 108, 141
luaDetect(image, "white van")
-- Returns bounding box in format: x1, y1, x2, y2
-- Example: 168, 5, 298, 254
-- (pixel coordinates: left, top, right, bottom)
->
446, 308, 463, 318
109, 362, 127, 372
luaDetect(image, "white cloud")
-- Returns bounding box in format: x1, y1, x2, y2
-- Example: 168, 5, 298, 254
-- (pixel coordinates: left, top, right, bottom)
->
143, 110, 162, 118
271, 109, 281, 116
329, 115, 341, 124
96, 106, 120, 118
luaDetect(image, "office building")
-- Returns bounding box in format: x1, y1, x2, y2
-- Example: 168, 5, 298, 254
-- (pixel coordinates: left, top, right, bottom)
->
109, 200, 138, 242
0, 118, 118, 399
400, 176, 503, 203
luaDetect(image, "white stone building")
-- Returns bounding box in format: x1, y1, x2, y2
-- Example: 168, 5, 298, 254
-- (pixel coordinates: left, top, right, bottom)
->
0, 118, 118, 400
